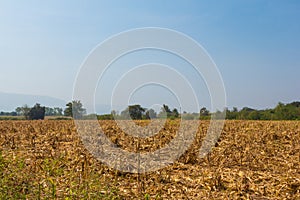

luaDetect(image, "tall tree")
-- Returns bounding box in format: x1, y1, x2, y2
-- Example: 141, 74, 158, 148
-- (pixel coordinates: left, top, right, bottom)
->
128, 105, 145, 120
64, 100, 86, 119
15, 104, 31, 119
45, 107, 55, 116
158, 104, 172, 118
53, 107, 63, 116
28, 103, 45, 120
120, 105, 145, 120
172, 108, 179, 118
64, 102, 73, 117
200, 107, 209, 116
145, 108, 157, 119
162, 104, 171, 114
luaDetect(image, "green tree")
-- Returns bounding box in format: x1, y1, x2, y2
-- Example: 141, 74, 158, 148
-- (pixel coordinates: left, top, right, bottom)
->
163, 104, 171, 114
130, 105, 145, 120
15, 107, 22, 116
111, 110, 117, 116
28, 103, 45, 120
15, 105, 31, 119
238, 107, 255, 119
64, 100, 86, 119
120, 108, 130, 119
121, 105, 145, 120
232, 107, 238, 112
158, 104, 172, 118
45, 107, 55, 116
64, 102, 72, 117
274, 102, 288, 120
53, 107, 63, 116
248, 110, 261, 120
200, 107, 209, 116
274, 102, 299, 120
225, 107, 238, 119
145, 108, 157, 119
45, 107, 63, 116
171, 108, 179, 118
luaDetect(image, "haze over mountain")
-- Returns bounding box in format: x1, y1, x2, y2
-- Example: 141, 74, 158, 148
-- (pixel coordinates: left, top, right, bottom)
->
0, 92, 67, 112
0, 92, 121, 114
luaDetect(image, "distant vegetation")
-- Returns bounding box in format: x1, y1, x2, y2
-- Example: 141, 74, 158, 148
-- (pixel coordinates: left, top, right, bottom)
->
90, 101, 300, 121
63, 100, 86, 119
113, 104, 179, 120
1, 103, 46, 120
1, 103, 62, 120
1, 101, 300, 120
225, 101, 300, 120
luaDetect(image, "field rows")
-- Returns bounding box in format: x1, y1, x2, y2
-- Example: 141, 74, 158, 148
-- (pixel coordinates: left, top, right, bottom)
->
0, 120, 299, 199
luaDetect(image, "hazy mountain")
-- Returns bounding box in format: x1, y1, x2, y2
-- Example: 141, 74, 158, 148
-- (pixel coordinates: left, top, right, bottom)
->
0, 92, 67, 112
0, 92, 119, 114
0, 92, 157, 114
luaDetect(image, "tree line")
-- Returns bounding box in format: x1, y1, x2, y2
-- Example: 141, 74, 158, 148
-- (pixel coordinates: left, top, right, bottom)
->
98, 101, 300, 120
225, 101, 300, 120
1, 101, 300, 120
0, 100, 85, 120
111, 104, 179, 120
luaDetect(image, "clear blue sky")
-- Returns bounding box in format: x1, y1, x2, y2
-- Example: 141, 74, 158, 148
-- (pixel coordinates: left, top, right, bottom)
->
0, 0, 299, 113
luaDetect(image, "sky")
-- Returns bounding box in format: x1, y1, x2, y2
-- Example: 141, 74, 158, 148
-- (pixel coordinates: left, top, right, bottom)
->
0, 0, 300, 113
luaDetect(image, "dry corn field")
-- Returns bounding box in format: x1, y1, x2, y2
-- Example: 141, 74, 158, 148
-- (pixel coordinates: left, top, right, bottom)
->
0, 120, 299, 199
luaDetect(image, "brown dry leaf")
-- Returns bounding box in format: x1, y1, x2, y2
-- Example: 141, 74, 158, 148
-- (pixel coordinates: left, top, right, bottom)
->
0, 120, 299, 199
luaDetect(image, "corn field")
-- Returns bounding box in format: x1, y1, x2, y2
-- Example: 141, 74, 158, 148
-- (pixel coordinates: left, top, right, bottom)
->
0, 120, 299, 199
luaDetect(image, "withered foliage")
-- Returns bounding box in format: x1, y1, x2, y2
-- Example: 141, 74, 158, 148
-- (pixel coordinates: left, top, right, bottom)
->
0, 120, 299, 199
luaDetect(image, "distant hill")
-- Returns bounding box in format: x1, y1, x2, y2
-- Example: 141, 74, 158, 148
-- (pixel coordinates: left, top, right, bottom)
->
0, 92, 66, 112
